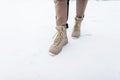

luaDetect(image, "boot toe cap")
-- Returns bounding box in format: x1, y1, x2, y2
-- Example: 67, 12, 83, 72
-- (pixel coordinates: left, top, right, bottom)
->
49, 45, 61, 55
72, 31, 80, 38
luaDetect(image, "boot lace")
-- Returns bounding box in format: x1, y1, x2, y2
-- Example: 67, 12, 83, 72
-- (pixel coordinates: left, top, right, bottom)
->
53, 31, 63, 46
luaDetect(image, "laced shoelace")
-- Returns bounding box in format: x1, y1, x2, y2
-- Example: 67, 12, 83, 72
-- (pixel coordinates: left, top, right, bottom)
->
53, 31, 63, 46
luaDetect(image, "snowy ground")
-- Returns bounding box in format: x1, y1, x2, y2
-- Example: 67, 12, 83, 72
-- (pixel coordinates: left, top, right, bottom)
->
0, 0, 120, 80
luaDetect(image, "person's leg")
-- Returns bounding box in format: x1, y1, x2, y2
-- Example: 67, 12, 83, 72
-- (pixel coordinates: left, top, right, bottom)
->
76, 0, 88, 19
55, 0, 69, 28
49, 0, 69, 55
72, 0, 88, 38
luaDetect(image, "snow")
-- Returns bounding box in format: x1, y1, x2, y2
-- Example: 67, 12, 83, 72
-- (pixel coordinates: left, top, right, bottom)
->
0, 0, 120, 80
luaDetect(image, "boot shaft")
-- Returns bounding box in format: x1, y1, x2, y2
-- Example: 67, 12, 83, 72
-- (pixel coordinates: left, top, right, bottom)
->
55, 26, 68, 41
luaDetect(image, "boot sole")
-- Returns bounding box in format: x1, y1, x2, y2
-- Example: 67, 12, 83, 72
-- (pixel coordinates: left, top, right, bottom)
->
49, 40, 68, 55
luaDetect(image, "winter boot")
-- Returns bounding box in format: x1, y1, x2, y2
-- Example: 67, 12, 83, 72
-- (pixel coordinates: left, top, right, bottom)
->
71, 18, 83, 38
49, 26, 68, 55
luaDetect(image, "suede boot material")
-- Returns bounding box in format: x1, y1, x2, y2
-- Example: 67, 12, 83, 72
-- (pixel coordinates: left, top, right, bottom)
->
49, 26, 68, 55
72, 18, 83, 38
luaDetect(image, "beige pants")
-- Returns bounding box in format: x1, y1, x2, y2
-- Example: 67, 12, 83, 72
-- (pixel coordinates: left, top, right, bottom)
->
54, 0, 88, 28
